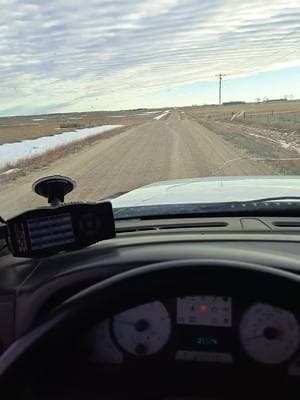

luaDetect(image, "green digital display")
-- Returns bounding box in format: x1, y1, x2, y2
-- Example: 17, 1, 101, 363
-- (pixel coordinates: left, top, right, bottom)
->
196, 336, 218, 345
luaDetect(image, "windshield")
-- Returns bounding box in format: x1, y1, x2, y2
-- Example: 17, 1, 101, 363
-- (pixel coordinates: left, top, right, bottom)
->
0, 0, 300, 219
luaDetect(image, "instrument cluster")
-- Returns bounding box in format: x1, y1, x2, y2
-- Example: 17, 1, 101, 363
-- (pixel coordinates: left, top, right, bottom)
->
85, 295, 300, 375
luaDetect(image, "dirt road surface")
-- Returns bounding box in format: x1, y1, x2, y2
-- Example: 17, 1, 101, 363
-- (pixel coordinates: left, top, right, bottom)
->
0, 111, 267, 218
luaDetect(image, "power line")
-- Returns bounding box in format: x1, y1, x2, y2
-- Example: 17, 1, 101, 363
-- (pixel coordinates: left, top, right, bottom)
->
215, 73, 227, 105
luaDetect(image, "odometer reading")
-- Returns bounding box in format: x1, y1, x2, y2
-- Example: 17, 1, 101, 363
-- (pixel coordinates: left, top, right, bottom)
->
177, 296, 232, 327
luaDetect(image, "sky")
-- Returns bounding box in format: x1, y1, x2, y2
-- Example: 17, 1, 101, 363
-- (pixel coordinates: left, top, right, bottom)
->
0, 0, 300, 116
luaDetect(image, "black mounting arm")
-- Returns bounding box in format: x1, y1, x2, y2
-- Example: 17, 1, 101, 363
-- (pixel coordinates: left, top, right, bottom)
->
32, 175, 76, 206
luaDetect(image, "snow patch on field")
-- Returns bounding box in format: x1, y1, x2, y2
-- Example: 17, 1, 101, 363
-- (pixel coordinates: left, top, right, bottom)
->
231, 111, 245, 121
239, 128, 300, 154
138, 111, 160, 115
154, 110, 170, 120
217, 120, 300, 155
0, 124, 123, 171
0, 168, 21, 177
109, 111, 161, 117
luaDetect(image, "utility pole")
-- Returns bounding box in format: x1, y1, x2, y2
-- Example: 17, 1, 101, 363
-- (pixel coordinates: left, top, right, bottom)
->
215, 73, 226, 105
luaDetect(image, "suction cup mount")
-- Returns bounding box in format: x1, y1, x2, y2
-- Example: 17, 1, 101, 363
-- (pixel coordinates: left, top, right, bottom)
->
32, 175, 76, 206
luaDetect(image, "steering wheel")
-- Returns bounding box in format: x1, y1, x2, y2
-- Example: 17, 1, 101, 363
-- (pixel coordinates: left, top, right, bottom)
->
1, 259, 300, 398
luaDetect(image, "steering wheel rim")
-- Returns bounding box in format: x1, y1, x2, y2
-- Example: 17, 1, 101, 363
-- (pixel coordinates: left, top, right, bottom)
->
1, 259, 300, 381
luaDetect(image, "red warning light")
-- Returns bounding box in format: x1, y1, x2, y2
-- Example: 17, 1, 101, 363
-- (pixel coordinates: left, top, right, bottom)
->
199, 304, 208, 313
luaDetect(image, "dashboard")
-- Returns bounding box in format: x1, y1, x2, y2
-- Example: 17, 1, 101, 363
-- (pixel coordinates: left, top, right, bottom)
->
2, 222, 300, 398
85, 295, 300, 375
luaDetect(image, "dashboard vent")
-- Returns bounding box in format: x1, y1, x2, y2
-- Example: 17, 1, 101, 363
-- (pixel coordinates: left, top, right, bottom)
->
159, 222, 228, 229
272, 221, 300, 227
117, 227, 158, 233
117, 221, 228, 233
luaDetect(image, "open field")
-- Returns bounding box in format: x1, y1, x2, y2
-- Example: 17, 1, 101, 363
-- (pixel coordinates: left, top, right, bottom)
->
184, 100, 300, 139
0, 109, 166, 144
233, 110, 300, 132
183, 100, 300, 121
184, 100, 300, 175
0, 109, 169, 177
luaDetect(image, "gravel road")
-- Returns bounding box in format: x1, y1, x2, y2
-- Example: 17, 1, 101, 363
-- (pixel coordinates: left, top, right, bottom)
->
0, 111, 267, 218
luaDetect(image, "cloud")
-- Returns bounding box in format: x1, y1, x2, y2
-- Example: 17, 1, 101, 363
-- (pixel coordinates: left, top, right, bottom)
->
0, 0, 299, 114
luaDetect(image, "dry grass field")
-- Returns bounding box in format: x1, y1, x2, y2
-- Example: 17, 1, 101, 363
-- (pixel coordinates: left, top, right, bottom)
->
0, 109, 164, 145
183, 100, 300, 121
183, 100, 300, 175
0, 109, 167, 180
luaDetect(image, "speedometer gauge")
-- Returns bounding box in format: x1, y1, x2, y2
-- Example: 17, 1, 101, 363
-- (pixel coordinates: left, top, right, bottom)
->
240, 303, 300, 365
112, 302, 171, 356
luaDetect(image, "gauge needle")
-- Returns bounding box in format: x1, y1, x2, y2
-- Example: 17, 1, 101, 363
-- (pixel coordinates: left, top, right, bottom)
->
245, 328, 283, 342
244, 335, 265, 341
114, 319, 136, 326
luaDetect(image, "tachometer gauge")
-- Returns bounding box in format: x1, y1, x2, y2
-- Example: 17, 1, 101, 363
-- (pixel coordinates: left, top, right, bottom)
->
112, 301, 171, 356
240, 303, 300, 365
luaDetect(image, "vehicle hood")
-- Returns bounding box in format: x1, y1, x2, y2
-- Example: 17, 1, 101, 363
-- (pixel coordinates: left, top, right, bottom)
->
111, 176, 300, 208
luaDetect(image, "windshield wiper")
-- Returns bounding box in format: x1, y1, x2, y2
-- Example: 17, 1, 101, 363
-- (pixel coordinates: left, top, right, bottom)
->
113, 200, 300, 220
244, 196, 300, 203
